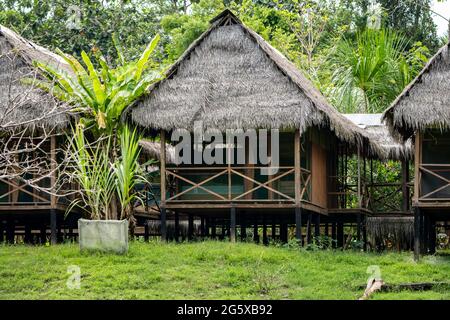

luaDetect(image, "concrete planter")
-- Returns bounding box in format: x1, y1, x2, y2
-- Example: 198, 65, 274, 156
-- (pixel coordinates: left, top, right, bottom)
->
78, 219, 129, 254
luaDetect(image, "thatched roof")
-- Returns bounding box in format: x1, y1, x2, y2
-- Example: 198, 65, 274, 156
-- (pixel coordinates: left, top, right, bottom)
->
139, 139, 176, 164
131, 10, 382, 157
382, 42, 450, 140
344, 114, 413, 160
0, 25, 71, 131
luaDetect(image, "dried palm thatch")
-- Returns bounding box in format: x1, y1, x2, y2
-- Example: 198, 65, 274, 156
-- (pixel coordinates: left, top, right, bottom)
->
383, 42, 450, 141
344, 114, 413, 160
0, 24, 72, 131
139, 139, 176, 164
366, 216, 414, 251
131, 10, 383, 158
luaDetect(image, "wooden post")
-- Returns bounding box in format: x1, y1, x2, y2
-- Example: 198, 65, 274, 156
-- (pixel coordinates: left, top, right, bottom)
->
174, 211, 180, 242
40, 224, 46, 244
414, 207, 420, 260
230, 207, 236, 242
429, 217, 436, 254
160, 207, 167, 242
356, 213, 362, 241
0, 222, 4, 243
50, 135, 57, 208
262, 216, 268, 245
280, 220, 288, 243
414, 132, 421, 204
6, 220, 15, 244
271, 216, 276, 240
24, 224, 32, 244
200, 217, 205, 237
357, 145, 362, 208
294, 129, 302, 203
306, 213, 312, 244
324, 223, 329, 237
337, 220, 344, 248
314, 214, 320, 238
211, 218, 216, 239
188, 214, 194, 241
401, 159, 410, 212
253, 220, 259, 243
144, 221, 149, 242
295, 207, 302, 245
331, 221, 337, 248
362, 215, 367, 251
50, 209, 57, 245
240, 214, 246, 241
160, 130, 167, 242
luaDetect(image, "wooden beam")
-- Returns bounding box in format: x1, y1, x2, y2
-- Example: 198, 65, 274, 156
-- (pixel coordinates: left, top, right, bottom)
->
50, 209, 57, 245
295, 206, 302, 245
401, 160, 410, 212
160, 207, 167, 242
50, 135, 57, 208
160, 130, 166, 205
230, 207, 236, 242
414, 207, 420, 261
357, 145, 362, 208
414, 132, 421, 204
294, 129, 301, 205
188, 214, 194, 241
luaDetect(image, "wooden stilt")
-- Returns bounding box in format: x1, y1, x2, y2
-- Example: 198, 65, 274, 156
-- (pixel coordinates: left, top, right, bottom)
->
280, 220, 288, 243
306, 213, 312, 244
0, 222, 4, 243
314, 214, 320, 238
160, 207, 167, 242
240, 215, 246, 241
331, 221, 337, 248
414, 207, 420, 260
144, 221, 149, 241
357, 213, 362, 241
174, 211, 180, 242
205, 217, 210, 238
200, 217, 205, 238
230, 207, 236, 242
6, 220, 15, 244
40, 225, 46, 244
337, 220, 344, 248
295, 207, 302, 245
211, 218, 216, 239
271, 216, 276, 240
221, 222, 226, 240
429, 217, 436, 254
362, 215, 367, 251
253, 220, 259, 243
50, 209, 57, 245
24, 224, 32, 244
262, 216, 268, 245
324, 223, 329, 237
188, 214, 194, 241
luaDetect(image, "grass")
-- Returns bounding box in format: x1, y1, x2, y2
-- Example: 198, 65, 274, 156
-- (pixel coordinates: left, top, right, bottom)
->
0, 241, 449, 300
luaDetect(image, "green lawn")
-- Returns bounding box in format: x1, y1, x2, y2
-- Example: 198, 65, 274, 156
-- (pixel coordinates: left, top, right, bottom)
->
0, 241, 449, 300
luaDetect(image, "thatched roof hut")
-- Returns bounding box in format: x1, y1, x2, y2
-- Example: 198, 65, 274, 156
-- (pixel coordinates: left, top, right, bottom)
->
0, 25, 71, 131
131, 10, 382, 157
344, 114, 413, 160
383, 42, 450, 140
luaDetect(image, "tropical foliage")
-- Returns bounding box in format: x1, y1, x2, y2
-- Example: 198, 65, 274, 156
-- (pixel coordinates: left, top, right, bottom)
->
30, 34, 162, 134
327, 29, 429, 113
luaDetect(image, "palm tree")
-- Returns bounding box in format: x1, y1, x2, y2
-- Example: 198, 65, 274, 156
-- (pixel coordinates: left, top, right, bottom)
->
328, 28, 423, 113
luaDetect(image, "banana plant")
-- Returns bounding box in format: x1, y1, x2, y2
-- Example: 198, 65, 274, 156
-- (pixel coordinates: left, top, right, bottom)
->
27, 34, 162, 134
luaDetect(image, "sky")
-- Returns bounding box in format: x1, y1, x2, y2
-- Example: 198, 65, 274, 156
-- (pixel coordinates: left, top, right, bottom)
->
431, 0, 450, 36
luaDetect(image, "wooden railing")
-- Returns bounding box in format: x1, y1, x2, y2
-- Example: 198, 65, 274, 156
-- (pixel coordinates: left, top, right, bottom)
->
418, 164, 450, 201
0, 178, 51, 206
163, 166, 311, 203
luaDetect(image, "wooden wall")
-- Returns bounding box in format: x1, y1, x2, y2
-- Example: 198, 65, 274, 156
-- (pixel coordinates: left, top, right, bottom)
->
311, 141, 328, 208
